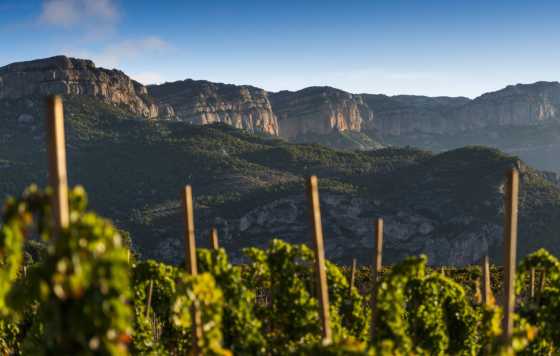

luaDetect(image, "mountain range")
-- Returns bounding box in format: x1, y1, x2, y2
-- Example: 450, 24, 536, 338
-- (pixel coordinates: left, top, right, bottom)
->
2, 55, 560, 265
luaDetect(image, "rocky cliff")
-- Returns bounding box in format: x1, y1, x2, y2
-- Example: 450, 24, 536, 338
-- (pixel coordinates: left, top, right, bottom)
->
4, 56, 560, 145
450, 82, 560, 131
0, 56, 168, 118
270, 82, 560, 140
148, 79, 279, 135
270, 87, 371, 138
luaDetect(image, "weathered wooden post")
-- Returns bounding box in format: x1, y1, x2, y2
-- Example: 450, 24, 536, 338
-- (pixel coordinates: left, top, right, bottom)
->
529, 268, 536, 299
46, 95, 69, 235
307, 176, 332, 345
370, 218, 383, 341
211, 227, 219, 250
502, 169, 519, 351
182, 185, 203, 353
481, 255, 491, 305
350, 258, 357, 293
145, 280, 154, 319
537, 269, 546, 302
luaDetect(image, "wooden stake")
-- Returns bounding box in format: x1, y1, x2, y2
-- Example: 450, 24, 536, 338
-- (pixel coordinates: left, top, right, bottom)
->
211, 227, 219, 250
370, 218, 383, 341
350, 258, 357, 293
502, 169, 519, 349
482, 256, 491, 305
145, 280, 154, 319
529, 268, 536, 299
183, 186, 198, 275
182, 185, 203, 353
537, 269, 546, 302
46, 95, 69, 235
475, 278, 482, 304
307, 176, 332, 345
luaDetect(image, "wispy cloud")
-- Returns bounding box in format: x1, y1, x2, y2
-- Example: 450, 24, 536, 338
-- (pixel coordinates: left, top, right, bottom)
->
39, 0, 118, 28
131, 72, 165, 85
62, 36, 170, 68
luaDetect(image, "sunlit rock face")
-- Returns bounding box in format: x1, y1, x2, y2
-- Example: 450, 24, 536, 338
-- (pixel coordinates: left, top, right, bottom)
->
449, 82, 560, 130
0, 55, 164, 118
148, 79, 279, 135
271, 87, 370, 138
270, 82, 560, 139
4, 56, 560, 141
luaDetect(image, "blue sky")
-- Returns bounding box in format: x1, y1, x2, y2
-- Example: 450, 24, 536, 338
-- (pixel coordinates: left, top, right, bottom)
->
1, 0, 560, 97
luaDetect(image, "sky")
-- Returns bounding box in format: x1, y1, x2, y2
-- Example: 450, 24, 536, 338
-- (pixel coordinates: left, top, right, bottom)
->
1, 0, 560, 98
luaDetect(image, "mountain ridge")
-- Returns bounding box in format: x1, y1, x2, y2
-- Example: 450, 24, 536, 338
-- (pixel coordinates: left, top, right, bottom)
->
4, 55, 560, 171
4, 55, 560, 142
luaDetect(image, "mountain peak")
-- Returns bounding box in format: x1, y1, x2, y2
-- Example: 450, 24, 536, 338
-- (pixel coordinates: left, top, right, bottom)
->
0, 55, 97, 72
0, 54, 163, 118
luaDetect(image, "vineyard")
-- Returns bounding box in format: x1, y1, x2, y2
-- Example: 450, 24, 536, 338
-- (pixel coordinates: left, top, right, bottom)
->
0, 96, 559, 355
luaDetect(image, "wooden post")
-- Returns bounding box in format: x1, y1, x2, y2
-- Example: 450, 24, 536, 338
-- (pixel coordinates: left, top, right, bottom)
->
370, 218, 383, 341
46, 95, 69, 235
482, 256, 491, 305
145, 280, 154, 319
210, 227, 219, 250
529, 268, 536, 299
350, 258, 357, 293
537, 269, 546, 302
183, 186, 198, 275
502, 169, 519, 350
307, 176, 332, 345
182, 185, 203, 353
475, 278, 482, 304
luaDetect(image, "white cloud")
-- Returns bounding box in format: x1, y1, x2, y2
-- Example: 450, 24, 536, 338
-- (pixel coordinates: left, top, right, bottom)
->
63, 36, 170, 68
39, 0, 118, 28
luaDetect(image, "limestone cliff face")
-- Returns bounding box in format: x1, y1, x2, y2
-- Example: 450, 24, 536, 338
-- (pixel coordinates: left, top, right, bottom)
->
270, 82, 560, 140
450, 82, 560, 131
148, 80, 279, 135
4, 56, 560, 142
270, 87, 371, 138
0, 56, 165, 118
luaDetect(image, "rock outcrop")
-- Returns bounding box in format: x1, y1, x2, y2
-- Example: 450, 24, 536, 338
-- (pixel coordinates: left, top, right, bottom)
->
148, 79, 279, 135
450, 82, 560, 131
270, 82, 560, 140
0, 56, 164, 118
270, 87, 371, 138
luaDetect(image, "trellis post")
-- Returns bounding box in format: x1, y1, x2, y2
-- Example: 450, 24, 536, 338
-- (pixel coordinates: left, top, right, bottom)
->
482, 255, 491, 305
529, 268, 536, 299
211, 227, 220, 250
145, 280, 154, 319
502, 169, 519, 351
46, 95, 69, 236
370, 218, 383, 341
307, 176, 332, 345
182, 185, 203, 353
350, 258, 357, 293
